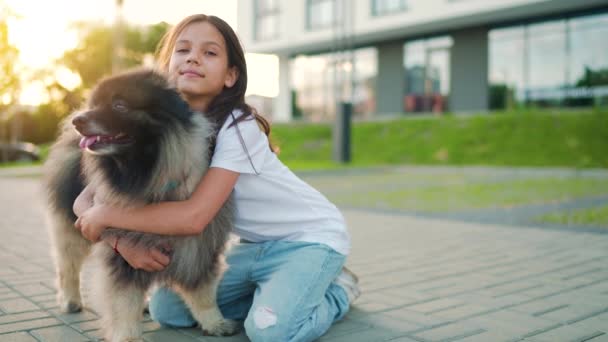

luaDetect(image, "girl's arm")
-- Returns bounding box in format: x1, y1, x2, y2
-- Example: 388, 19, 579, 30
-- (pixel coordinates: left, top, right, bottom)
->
73, 186, 171, 271
73, 184, 95, 217
76, 167, 239, 241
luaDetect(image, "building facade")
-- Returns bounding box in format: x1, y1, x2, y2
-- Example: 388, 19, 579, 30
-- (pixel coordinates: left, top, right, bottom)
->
238, 0, 608, 122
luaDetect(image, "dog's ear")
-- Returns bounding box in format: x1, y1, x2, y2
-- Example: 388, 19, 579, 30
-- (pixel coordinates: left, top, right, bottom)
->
158, 87, 192, 121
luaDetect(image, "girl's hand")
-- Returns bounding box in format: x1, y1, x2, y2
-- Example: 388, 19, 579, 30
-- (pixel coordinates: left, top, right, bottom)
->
75, 204, 111, 242
116, 240, 171, 272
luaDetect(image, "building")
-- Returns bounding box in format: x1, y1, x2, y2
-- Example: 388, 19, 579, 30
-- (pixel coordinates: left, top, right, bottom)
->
238, 0, 608, 122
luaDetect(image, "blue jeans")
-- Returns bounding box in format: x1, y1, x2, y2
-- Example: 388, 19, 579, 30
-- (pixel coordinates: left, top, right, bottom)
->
149, 240, 350, 342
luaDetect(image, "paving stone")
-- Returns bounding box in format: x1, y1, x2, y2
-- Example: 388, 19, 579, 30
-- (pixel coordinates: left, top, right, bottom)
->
0, 317, 61, 334
0, 292, 20, 301
84, 328, 104, 341
321, 327, 411, 341
571, 332, 608, 341
316, 318, 372, 340
406, 298, 466, 314
460, 310, 560, 338
177, 327, 249, 341
384, 307, 452, 327
27, 294, 56, 306
538, 305, 608, 325
11, 283, 54, 297
36, 299, 58, 310
3, 168, 608, 341
349, 312, 422, 333
74, 319, 100, 332
0, 332, 38, 342
30, 325, 89, 342
510, 298, 573, 316
0, 310, 50, 324
564, 312, 608, 333
48, 308, 98, 324
525, 324, 605, 342
143, 328, 199, 341
433, 303, 494, 321
382, 288, 438, 302
412, 322, 486, 342
0, 298, 38, 314
456, 330, 523, 342
388, 337, 425, 342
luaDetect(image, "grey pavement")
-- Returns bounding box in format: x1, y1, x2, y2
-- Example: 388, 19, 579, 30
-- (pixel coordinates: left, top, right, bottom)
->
0, 167, 607, 341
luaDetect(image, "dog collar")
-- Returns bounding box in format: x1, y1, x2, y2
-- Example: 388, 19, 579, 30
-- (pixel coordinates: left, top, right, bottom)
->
162, 180, 180, 192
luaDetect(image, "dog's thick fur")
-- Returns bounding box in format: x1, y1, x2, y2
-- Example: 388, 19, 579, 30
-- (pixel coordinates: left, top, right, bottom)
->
43, 69, 238, 341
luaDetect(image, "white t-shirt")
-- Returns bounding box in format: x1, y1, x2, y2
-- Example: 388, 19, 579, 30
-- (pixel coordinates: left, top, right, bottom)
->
210, 110, 351, 255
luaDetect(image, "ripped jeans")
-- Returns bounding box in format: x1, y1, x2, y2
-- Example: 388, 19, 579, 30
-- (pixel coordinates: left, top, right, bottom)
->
148, 240, 350, 342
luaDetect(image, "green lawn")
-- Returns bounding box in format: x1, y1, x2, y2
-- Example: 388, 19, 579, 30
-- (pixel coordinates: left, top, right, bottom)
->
535, 205, 608, 228
303, 173, 608, 213
273, 109, 608, 170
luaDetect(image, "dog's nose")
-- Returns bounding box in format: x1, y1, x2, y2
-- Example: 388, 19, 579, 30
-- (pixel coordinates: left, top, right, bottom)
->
72, 115, 86, 128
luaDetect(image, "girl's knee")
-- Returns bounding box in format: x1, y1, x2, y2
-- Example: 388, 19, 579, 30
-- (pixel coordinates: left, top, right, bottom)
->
244, 307, 292, 342
148, 288, 196, 328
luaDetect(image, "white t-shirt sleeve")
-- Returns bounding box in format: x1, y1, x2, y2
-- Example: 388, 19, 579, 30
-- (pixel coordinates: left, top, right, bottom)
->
210, 112, 268, 174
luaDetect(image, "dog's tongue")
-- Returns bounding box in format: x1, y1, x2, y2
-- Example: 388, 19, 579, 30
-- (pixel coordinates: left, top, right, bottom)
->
79, 136, 98, 149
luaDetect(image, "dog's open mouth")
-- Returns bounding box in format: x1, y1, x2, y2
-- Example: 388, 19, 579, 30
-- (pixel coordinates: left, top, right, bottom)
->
79, 133, 133, 150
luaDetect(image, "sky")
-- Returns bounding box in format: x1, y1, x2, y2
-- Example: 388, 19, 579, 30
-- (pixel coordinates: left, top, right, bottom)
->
4, 0, 278, 105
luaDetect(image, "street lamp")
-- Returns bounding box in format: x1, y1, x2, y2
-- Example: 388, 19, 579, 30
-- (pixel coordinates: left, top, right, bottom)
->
332, 0, 355, 164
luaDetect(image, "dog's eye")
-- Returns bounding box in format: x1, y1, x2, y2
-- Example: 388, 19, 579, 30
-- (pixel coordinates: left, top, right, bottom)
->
112, 100, 129, 113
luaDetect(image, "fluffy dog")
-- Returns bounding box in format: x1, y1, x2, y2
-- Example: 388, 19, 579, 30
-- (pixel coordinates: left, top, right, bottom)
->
43, 69, 238, 341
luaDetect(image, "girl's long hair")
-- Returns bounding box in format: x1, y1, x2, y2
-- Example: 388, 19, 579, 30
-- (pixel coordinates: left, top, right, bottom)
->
155, 14, 274, 153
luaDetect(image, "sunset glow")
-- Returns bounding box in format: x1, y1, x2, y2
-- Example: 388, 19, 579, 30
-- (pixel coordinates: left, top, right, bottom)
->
4, 0, 277, 105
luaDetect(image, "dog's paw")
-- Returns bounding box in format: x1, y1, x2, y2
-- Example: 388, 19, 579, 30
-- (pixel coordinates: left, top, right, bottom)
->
202, 318, 240, 336
60, 300, 82, 313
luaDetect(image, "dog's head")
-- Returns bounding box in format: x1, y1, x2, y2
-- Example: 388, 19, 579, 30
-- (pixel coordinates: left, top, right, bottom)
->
72, 69, 192, 155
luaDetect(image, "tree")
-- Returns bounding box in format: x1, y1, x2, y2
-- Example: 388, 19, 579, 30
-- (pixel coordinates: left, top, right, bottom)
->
60, 21, 169, 89
0, 20, 20, 110
576, 66, 608, 87
0, 17, 21, 161
14, 21, 172, 144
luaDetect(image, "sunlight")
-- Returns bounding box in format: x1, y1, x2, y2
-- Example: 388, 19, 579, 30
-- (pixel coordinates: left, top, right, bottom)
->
3, 0, 282, 106
1, 94, 11, 106
19, 81, 50, 106
5, 0, 99, 68
246, 53, 279, 97
55, 67, 82, 91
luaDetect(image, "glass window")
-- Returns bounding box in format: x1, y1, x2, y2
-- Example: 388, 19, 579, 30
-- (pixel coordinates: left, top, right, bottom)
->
527, 20, 567, 96
403, 36, 452, 113
568, 13, 608, 85
255, 0, 280, 41
488, 27, 525, 108
307, 0, 339, 30
353, 48, 378, 118
290, 47, 378, 121
489, 12, 608, 109
372, 0, 407, 16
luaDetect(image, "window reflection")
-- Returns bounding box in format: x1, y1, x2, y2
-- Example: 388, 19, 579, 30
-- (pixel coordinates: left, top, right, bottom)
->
404, 36, 452, 113
489, 12, 608, 109
254, 0, 280, 41
373, 0, 407, 16
568, 13, 608, 107
527, 20, 567, 105
290, 48, 377, 122
489, 27, 525, 108
307, 0, 340, 30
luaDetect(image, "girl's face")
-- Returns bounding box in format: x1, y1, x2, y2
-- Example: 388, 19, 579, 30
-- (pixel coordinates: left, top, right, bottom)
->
168, 21, 238, 111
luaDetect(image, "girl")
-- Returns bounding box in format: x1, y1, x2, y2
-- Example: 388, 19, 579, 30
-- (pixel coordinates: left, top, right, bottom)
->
74, 14, 359, 342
